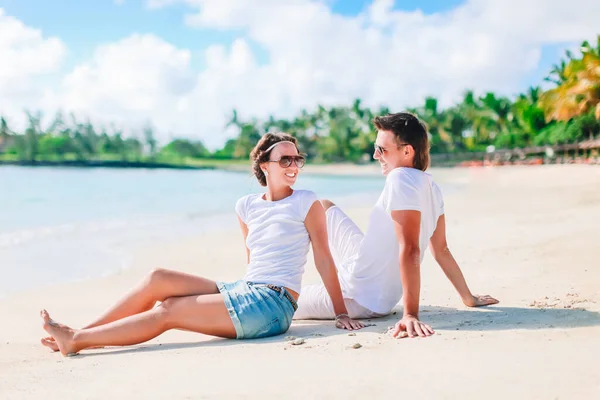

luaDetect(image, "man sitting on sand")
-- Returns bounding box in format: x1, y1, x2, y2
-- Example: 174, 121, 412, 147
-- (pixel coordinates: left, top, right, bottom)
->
294, 112, 499, 337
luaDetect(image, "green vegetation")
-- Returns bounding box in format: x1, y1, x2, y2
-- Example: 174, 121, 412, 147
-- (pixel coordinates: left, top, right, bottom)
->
1, 36, 599, 168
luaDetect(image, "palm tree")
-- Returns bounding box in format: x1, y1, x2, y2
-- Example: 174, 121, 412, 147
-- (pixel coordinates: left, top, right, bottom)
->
227, 109, 241, 129
540, 35, 600, 122
0, 117, 11, 151
575, 38, 600, 119
416, 97, 452, 152
233, 121, 262, 159
143, 124, 158, 160
511, 86, 547, 146
443, 110, 470, 150
225, 109, 263, 159
124, 137, 143, 161
545, 59, 570, 86
21, 111, 42, 162
479, 92, 513, 138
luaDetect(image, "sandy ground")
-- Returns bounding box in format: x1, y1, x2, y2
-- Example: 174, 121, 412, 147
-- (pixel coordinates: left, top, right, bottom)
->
1, 165, 599, 399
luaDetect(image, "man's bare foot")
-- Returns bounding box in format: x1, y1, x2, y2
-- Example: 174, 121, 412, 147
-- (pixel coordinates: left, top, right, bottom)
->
40, 310, 79, 356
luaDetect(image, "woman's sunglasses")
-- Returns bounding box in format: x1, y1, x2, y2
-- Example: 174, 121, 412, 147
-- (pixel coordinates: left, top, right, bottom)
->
268, 155, 306, 168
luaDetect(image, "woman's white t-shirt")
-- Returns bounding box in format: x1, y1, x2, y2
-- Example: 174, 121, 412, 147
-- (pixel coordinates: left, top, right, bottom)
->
235, 189, 318, 294
337, 167, 445, 314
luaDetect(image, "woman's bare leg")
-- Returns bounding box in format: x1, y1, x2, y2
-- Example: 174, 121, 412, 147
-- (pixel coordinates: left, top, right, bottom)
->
41, 293, 236, 356
41, 268, 219, 351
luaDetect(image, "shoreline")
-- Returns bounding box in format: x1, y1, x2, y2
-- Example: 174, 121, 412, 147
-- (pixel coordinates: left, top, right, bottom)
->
0, 159, 215, 170
3, 158, 598, 176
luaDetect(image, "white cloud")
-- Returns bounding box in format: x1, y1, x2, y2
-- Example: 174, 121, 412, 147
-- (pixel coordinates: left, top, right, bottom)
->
1, 1, 600, 148
59, 34, 195, 132
114, 0, 125, 5
143, 0, 600, 119
0, 8, 66, 128
56, 35, 279, 147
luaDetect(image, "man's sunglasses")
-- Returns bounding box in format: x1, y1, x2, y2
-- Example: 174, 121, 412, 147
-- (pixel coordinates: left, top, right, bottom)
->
374, 143, 386, 154
374, 143, 410, 154
268, 155, 306, 168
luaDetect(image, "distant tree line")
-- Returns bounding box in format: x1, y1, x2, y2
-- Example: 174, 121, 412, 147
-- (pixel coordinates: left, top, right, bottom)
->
1, 36, 598, 165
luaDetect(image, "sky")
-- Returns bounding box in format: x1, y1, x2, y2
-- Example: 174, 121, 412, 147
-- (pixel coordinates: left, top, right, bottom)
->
1, 0, 599, 149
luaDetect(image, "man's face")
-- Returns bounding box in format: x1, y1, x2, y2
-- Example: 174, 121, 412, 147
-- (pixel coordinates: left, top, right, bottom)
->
373, 130, 411, 176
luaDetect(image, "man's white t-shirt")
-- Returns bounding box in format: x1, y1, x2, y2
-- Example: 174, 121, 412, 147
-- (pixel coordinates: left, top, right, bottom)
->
337, 167, 445, 314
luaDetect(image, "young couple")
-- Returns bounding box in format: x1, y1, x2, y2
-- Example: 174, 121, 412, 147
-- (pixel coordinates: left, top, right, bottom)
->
41, 112, 498, 356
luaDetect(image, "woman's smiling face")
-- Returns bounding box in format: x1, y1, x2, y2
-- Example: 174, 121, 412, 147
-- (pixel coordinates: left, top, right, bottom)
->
262, 142, 302, 187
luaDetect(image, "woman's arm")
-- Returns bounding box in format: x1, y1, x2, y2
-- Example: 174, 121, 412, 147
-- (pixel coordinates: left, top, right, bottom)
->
429, 214, 499, 307
304, 201, 363, 330
237, 216, 250, 264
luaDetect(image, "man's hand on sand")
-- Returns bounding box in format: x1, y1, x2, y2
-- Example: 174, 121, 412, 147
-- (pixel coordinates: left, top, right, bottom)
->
392, 315, 434, 338
335, 315, 365, 330
464, 294, 499, 307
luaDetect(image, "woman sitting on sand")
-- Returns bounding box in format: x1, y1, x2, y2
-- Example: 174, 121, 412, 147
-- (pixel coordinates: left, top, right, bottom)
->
41, 132, 364, 356
293, 112, 499, 338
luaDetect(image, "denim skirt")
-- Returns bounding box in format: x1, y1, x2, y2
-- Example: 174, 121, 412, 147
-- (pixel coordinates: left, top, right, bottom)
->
217, 280, 297, 339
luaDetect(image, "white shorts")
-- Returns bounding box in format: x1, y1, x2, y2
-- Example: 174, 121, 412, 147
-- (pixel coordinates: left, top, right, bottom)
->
294, 205, 385, 320
293, 284, 383, 319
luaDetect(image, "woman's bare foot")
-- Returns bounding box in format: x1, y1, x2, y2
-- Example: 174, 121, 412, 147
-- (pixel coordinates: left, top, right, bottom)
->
40, 336, 59, 352
40, 310, 79, 356
41, 335, 105, 352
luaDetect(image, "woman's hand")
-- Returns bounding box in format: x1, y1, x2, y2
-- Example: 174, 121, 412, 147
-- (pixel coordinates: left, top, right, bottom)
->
335, 315, 365, 330
464, 294, 499, 307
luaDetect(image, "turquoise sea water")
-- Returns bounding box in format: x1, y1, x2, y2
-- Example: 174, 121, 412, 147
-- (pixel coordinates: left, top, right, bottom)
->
0, 166, 386, 297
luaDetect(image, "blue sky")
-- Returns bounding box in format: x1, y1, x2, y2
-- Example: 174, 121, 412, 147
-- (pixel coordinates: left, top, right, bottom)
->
2, 1, 465, 63
2, 0, 467, 50
0, 0, 565, 86
0, 0, 597, 147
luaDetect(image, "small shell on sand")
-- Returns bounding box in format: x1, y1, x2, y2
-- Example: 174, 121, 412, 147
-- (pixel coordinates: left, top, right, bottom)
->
292, 338, 305, 345
383, 326, 394, 334
352, 343, 362, 349
348, 332, 356, 336
398, 332, 409, 338
285, 336, 297, 341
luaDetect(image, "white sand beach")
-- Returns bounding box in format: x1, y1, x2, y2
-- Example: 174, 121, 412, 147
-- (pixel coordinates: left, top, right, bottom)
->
1, 165, 599, 399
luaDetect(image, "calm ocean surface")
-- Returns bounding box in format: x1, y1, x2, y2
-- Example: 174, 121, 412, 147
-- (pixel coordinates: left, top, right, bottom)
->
0, 166, 387, 297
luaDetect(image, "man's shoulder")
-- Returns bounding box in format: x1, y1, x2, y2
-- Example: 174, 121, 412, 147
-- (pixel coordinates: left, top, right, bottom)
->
386, 167, 429, 186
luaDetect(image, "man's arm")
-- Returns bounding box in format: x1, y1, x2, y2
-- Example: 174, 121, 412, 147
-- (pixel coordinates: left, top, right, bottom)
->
390, 210, 435, 338
429, 214, 499, 307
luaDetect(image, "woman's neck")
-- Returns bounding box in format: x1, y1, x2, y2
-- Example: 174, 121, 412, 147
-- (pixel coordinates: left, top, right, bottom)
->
264, 185, 293, 202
